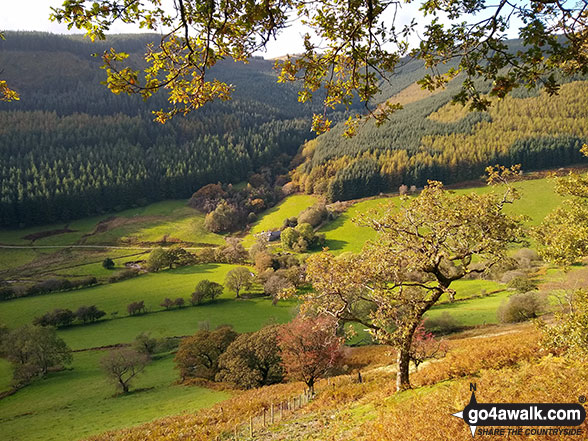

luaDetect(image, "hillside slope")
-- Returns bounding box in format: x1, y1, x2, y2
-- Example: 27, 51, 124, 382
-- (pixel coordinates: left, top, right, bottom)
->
0, 32, 320, 227
293, 78, 588, 202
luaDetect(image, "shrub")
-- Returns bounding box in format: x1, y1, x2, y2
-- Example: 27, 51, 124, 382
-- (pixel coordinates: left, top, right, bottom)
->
102, 258, 115, 269
282, 217, 298, 228
423, 312, 461, 335
160, 297, 174, 309
298, 203, 328, 227
174, 297, 185, 308
0, 286, 15, 301
33, 308, 76, 327
497, 291, 548, 323
499, 269, 527, 284
108, 269, 140, 283
507, 276, 539, 293
127, 300, 146, 316
75, 305, 106, 323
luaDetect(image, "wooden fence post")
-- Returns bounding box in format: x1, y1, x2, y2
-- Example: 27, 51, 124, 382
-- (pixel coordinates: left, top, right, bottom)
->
249, 415, 253, 438
271, 403, 274, 424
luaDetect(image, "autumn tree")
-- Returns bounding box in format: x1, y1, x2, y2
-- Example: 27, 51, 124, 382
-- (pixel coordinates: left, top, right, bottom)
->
278, 315, 343, 394
100, 347, 149, 394
305, 172, 524, 391
0, 33, 19, 102
0, 325, 72, 387
148, 247, 194, 272
191, 279, 223, 305
51, 0, 588, 133
174, 326, 237, 381
264, 272, 294, 305
204, 201, 239, 233
535, 145, 588, 266
540, 289, 588, 359
127, 300, 146, 316
224, 267, 254, 298
216, 325, 283, 389
160, 297, 174, 310
408, 322, 446, 371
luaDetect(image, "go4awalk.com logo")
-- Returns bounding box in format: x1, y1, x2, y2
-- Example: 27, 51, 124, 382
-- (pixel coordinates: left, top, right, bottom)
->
452, 384, 586, 437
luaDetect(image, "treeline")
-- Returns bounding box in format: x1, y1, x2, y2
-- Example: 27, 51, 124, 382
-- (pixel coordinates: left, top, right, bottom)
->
293, 81, 588, 201
0, 32, 322, 227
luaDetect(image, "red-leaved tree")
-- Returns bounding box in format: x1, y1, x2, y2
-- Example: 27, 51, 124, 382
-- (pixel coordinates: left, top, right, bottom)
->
278, 315, 343, 394
409, 321, 447, 371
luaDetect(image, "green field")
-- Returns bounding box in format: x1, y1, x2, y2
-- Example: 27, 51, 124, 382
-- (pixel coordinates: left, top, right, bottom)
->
319, 177, 564, 255
0, 176, 569, 441
0, 200, 225, 248
426, 291, 511, 326
0, 351, 229, 441
242, 194, 318, 247
0, 264, 297, 350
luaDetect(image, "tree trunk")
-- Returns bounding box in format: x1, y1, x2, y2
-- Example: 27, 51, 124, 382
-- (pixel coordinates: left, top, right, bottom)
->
307, 379, 315, 396
120, 378, 129, 393
396, 343, 411, 392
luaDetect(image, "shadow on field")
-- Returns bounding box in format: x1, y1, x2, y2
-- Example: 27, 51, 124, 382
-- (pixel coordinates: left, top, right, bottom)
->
167, 263, 223, 275
324, 239, 348, 251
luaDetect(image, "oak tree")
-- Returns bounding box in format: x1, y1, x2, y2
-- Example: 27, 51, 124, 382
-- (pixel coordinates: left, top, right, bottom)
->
216, 325, 283, 389
174, 326, 237, 381
225, 267, 254, 298
305, 171, 524, 391
100, 347, 150, 394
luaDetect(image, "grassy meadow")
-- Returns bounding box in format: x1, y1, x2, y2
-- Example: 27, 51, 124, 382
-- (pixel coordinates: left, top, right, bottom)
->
0, 351, 229, 441
0, 174, 573, 441
241, 194, 318, 247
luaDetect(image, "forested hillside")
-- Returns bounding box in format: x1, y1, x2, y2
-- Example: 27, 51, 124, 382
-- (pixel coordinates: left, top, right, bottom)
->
293, 77, 588, 201
0, 32, 326, 227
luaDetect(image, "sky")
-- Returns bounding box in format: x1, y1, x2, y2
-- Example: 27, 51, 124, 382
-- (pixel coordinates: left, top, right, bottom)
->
0, 0, 313, 58
1, 1, 523, 59
0, 0, 430, 59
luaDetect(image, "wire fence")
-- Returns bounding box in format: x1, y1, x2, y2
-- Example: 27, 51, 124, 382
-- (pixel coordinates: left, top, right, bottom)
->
219, 390, 314, 440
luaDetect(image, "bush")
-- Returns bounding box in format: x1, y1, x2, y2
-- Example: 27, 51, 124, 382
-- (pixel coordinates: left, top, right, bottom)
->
282, 217, 298, 228
281, 223, 325, 252
33, 308, 75, 327
160, 297, 174, 310
108, 269, 140, 283
499, 269, 527, 284
298, 203, 328, 227
102, 258, 115, 269
507, 276, 539, 293
127, 300, 146, 316
497, 291, 548, 323
0, 286, 15, 301
75, 305, 106, 323
424, 312, 461, 335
